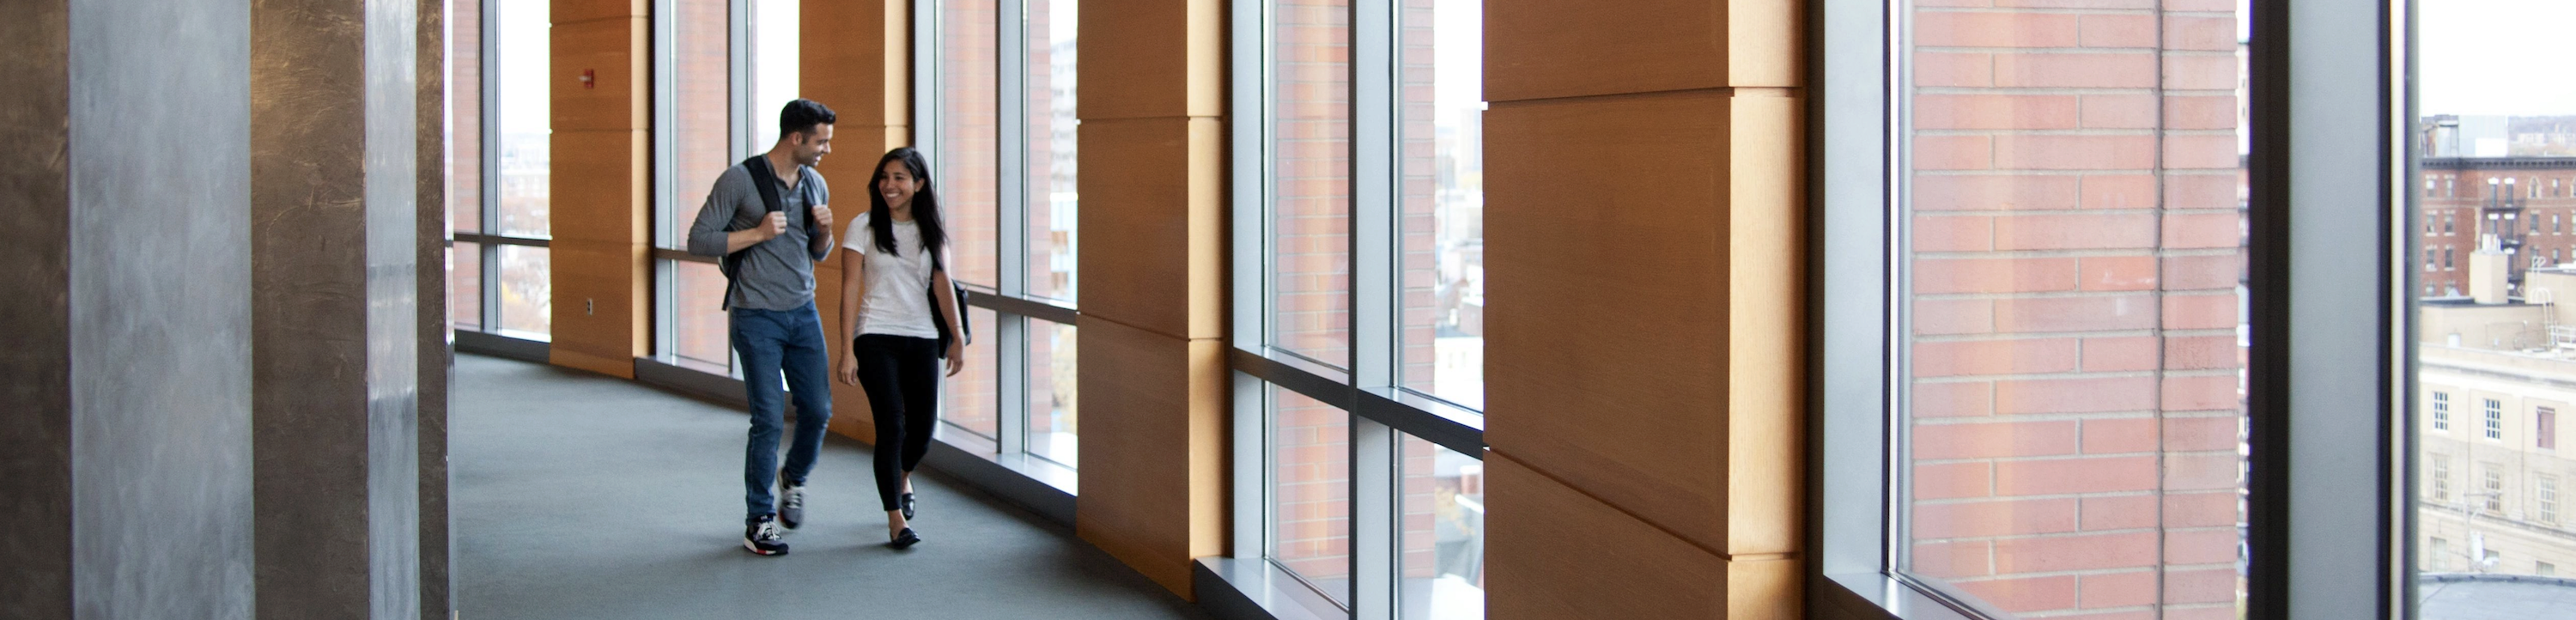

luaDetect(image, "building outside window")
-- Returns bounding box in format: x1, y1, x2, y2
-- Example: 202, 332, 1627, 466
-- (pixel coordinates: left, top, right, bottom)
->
2487, 398, 2505, 440
2436, 392, 2452, 429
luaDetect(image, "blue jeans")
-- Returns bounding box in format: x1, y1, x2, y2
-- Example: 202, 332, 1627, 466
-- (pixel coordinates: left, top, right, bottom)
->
732, 301, 833, 524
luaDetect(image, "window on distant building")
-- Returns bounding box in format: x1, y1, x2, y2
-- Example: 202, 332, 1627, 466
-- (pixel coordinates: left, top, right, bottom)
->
2541, 407, 2558, 450
2446, 247, 2457, 270
2432, 455, 2453, 501
2486, 398, 2505, 440
2483, 465, 2505, 513
2434, 392, 2452, 430
2539, 474, 2560, 524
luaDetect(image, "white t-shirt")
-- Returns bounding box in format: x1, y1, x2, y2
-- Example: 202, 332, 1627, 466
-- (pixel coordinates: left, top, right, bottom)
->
841, 212, 943, 339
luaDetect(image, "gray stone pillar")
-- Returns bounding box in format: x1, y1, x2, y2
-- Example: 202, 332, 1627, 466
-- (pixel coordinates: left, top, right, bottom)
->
251, 0, 423, 617
415, 0, 456, 617
2, 0, 259, 618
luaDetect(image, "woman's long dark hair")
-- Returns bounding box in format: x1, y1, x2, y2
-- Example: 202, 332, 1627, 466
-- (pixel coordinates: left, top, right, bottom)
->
868, 147, 948, 271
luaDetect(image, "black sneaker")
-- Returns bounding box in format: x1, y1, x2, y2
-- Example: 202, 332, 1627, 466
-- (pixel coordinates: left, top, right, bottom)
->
744, 517, 789, 556
779, 483, 806, 530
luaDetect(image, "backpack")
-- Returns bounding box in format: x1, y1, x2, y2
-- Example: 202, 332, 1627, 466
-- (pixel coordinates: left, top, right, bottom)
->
719, 155, 800, 310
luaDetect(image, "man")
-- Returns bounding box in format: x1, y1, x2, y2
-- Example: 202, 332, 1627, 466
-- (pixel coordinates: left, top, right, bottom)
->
688, 99, 837, 556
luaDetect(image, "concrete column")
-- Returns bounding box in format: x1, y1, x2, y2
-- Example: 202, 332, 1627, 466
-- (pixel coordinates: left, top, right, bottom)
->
416, 0, 456, 617
1481, 0, 1806, 617
1075, 0, 1232, 599
802, 0, 913, 443
251, 0, 423, 617
2, 0, 259, 618
547, 0, 652, 379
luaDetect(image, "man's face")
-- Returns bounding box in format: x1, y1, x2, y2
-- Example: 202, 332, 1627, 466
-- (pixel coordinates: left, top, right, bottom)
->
791, 124, 835, 167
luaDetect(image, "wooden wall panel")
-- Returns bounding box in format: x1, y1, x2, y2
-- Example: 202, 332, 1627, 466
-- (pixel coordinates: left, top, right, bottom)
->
1485, 452, 1728, 618
1485, 90, 1735, 550
1073, 117, 1224, 340
550, 17, 647, 132
1078, 0, 1222, 121
548, 0, 647, 380
547, 240, 644, 378
1074, 0, 1230, 600
801, 0, 909, 445
546, 129, 648, 246
1486, 0, 1799, 102
1483, 0, 1807, 615
1073, 316, 1229, 596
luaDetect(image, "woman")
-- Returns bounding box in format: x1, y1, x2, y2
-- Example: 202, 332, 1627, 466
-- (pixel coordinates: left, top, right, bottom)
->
834, 147, 966, 549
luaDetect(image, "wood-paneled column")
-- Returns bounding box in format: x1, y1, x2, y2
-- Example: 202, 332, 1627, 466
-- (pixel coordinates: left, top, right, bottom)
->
1482, 1, 1806, 617
251, 0, 425, 616
803, 0, 913, 443
1075, 0, 1231, 599
549, 0, 652, 378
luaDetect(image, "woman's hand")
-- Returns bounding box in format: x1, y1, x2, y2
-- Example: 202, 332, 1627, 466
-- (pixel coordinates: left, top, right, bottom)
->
835, 354, 860, 386
945, 342, 965, 377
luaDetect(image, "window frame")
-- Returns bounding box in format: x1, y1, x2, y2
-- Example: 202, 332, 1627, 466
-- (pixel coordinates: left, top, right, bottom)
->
1224, 0, 1491, 617
914, 0, 1087, 470
1813, 0, 2412, 617
452, 0, 559, 343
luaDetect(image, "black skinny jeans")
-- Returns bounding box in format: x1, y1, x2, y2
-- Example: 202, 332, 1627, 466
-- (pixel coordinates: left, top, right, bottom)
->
852, 334, 941, 512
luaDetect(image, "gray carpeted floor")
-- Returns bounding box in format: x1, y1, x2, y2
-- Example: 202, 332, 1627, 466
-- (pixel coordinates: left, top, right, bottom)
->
452, 354, 1210, 620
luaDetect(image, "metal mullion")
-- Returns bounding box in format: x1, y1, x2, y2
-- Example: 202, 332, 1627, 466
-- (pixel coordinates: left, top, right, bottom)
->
1235, 371, 1270, 562
914, 0, 939, 170
999, 312, 1030, 455
480, 0, 502, 331
730, 0, 750, 159
1812, 0, 1896, 600
1348, 0, 1395, 391
1348, 415, 1397, 620
999, 0, 1030, 300
1348, 1, 1396, 617
2245, 0, 2406, 617
653, 0, 677, 361
1230, 0, 1270, 352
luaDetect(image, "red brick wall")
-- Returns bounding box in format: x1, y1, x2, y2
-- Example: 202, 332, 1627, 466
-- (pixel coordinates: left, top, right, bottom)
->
1274, 388, 1353, 584
449, 0, 483, 330
1906, 0, 2247, 616
1273, 0, 1353, 364
2416, 167, 2576, 300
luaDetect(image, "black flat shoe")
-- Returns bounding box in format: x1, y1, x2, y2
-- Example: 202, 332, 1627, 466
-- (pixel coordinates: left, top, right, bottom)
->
889, 527, 921, 550
900, 492, 916, 520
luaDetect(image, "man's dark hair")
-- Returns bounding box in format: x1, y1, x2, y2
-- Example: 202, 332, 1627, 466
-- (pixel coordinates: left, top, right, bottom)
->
779, 99, 836, 139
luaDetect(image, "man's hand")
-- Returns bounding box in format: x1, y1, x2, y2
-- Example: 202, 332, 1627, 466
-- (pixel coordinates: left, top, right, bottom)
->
723, 211, 790, 252
762, 211, 787, 240
810, 204, 833, 228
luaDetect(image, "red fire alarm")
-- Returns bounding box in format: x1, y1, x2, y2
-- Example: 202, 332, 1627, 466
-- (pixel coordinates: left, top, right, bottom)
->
580, 69, 595, 89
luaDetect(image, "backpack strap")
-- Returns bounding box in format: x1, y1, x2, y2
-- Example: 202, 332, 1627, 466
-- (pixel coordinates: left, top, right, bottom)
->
719, 155, 792, 310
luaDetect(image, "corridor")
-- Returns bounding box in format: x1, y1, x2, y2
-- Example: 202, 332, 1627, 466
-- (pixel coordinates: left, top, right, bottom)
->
450, 354, 1208, 619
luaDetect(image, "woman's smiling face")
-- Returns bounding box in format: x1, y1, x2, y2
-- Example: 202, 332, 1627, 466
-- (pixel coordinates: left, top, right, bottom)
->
878, 159, 922, 210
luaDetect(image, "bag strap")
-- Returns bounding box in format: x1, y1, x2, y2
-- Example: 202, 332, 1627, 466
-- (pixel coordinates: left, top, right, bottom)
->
720, 155, 793, 310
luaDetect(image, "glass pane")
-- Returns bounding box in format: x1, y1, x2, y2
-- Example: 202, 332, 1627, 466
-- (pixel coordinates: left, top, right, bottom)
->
451, 242, 483, 331
1270, 385, 1350, 605
1400, 435, 1484, 620
671, 0, 732, 249
940, 0, 1001, 288
448, 0, 480, 234
943, 307, 1003, 440
2413, 3, 2576, 611
749, 0, 799, 150
494, 0, 550, 238
1029, 318, 1079, 467
1896, 0, 2251, 616
673, 260, 732, 374
1396, 0, 1482, 410
497, 245, 551, 338
1269, 0, 1352, 365
1027, 0, 1079, 303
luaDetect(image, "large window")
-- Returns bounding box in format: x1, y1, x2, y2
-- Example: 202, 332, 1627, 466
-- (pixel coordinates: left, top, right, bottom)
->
2413, 0, 2576, 593
649, 0, 799, 377
450, 0, 556, 341
918, 0, 1084, 469
1230, 1, 1486, 617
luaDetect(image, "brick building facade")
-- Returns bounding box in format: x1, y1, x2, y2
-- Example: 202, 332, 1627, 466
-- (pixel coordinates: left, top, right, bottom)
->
1905, 0, 2248, 616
